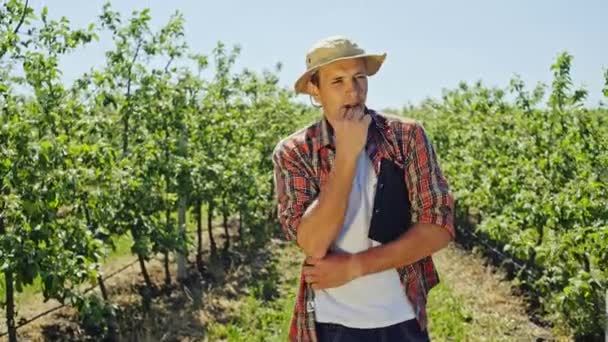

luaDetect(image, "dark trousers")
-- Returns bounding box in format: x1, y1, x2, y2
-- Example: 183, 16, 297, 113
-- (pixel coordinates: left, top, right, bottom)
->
315, 319, 431, 342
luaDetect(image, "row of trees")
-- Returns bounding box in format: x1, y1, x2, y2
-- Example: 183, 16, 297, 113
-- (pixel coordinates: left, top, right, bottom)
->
404, 53, 608, 339
1, 1, 315, 340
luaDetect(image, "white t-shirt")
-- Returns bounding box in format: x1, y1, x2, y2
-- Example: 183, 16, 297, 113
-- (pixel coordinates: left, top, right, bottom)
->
313, 149, 416, 328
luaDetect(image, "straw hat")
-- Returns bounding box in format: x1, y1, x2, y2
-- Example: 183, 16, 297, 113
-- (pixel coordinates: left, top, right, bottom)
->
294, 35, 387, 95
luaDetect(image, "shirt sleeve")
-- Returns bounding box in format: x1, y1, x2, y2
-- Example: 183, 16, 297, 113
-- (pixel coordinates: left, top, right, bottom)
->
272, 143, 319, 242
402, 122, 455, 239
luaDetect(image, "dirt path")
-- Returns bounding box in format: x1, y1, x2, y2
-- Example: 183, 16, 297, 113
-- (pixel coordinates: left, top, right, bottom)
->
429, 242, 571, 341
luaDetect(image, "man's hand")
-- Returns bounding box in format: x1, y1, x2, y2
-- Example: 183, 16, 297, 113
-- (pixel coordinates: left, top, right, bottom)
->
302, 252, 362, 290
333, 105, 372, 160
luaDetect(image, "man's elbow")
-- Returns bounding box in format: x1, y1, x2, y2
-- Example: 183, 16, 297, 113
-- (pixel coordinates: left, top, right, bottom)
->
295, 209, 333, 259
437, 225, 453, 249
413, 222, 453, 252
297, 233, 328, 259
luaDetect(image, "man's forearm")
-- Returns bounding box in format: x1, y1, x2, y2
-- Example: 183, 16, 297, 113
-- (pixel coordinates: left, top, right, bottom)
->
296, 152, 357, 258
351, 223, 453, 278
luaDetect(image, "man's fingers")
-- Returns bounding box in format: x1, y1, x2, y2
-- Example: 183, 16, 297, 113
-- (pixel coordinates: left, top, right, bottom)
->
353, 106, 365, 120
303, 266, 317, 275
344, 107, 354, 120
303, 266, 324, 277
343, 106, 364, 121
339, 106, 348, 119
303, 265, 324, 286
305, 275, 317, 284
360, 112, 372, 124
305, 256, 322, 265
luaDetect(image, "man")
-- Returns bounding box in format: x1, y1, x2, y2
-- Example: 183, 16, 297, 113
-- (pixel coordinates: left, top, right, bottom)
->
272, 36, 455, 342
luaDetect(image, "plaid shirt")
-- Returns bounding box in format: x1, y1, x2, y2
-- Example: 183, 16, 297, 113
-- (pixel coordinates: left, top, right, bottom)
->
272, 109, 455, 342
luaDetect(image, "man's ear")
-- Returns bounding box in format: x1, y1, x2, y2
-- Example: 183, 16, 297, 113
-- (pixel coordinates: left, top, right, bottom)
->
308, 82, 321, 104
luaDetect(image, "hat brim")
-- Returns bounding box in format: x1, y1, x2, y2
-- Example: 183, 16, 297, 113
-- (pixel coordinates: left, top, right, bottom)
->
294, 53, 387, 95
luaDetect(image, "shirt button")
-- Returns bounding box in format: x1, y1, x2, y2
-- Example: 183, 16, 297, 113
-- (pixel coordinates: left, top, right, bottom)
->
379, 183, 384, 189
374, 209, 380, 214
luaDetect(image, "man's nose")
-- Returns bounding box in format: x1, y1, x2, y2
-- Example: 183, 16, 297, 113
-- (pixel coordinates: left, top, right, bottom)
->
345, 79, 362, 102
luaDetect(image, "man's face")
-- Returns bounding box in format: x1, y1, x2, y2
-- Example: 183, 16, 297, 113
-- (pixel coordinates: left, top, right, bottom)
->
309, 58, 368, 122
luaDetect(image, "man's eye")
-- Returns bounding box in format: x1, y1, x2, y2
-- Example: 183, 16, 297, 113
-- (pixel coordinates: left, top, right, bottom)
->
332, 79, 342, 84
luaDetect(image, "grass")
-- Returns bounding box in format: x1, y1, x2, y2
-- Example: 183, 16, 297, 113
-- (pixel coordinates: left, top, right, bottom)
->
104, 234, 134, 263
205, 241, 298, 342
204, 243, 479, 342
427, 280, 474, 341
205, 292, 294, 342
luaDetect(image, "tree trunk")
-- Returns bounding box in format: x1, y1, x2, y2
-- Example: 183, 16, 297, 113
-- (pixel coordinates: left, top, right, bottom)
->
1, 214, 17, 342
122, 113, 129, 155
164, 122, 173, 288
222, 199, 230, 252
163, 252, 171, 289
176, 124, 188, 281
238, 209, 243, 246
130, 227, 154, 298
137, 253, 153, 292
97, 275, 109, 301
165, 208, 171, 286
137, 253, 153, 312
4, 270, 16, 342
97, 275, 119, 340
267, 177, 276, 220
207, 201, 217, 258
177, 195, 187, 281
196, 200, 203, 271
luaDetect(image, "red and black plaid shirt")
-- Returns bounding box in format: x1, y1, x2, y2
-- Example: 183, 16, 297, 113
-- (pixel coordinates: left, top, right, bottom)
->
272, 109, 455, 342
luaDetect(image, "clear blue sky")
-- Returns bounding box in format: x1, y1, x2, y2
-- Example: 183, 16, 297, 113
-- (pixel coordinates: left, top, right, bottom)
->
29, 0, 608, 109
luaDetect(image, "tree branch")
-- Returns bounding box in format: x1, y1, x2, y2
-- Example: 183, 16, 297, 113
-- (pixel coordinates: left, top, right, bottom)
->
12, 0, 29, 35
